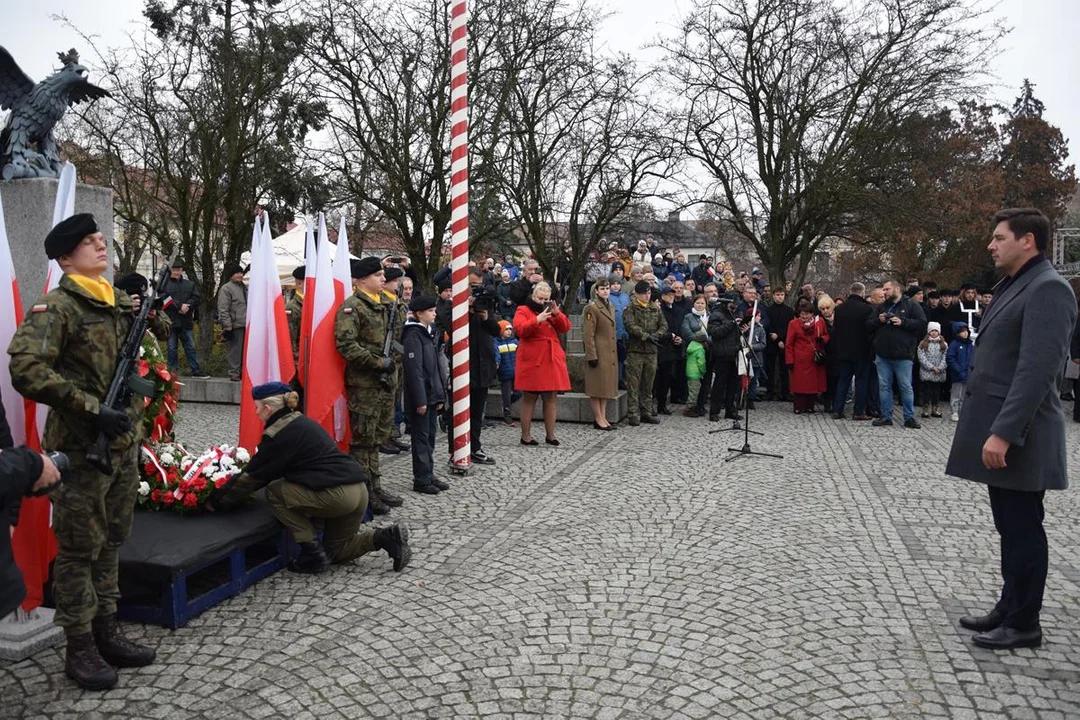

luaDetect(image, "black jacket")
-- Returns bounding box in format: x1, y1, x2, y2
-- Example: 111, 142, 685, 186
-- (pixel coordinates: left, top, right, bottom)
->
764, 302, 796, 347
160, 275, 201, 330
830, 295, 875, 362
657, 301, 682, 364
0, 397, 45, 619
402, 322, 446, 411
866, 295, 927, 360
469, 310, 503, 387
508, 276, 539, 306
707, 304, 742, 359
215, 409, 368, 508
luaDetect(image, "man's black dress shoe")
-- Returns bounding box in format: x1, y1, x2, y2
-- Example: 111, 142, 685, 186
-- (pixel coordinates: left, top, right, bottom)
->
972, 625, 1042, 650
959, 609, 1004, 632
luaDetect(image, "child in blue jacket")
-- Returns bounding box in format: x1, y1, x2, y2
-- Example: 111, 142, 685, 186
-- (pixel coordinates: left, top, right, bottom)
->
946, 321, 974, 421
493, 321, 522, 425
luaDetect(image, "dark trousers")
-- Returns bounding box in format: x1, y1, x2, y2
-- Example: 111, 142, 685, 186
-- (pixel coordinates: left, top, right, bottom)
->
671, 356, 689, 403
988, 486, 1047, 631
654, 359, 674, 409
920, 381, 944, 407
866, 362, 880, 414
694, 356, 714, 411
709, 358, 738, 416
765, 344, 789, 399
500, 378, 520, 415
833, 359, 869, 415
407, 408, 438, 485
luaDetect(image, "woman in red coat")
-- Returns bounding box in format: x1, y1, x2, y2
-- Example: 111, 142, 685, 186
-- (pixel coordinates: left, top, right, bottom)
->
785, 298, 829, 414
513, 281, 572, 445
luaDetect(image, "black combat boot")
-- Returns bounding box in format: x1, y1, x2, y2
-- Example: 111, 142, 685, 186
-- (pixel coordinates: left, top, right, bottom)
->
65, 632, 118, 690
374, 522, 412, 572
288, 540, 329, 574
367, 492, 391, 515
378, 442, 400, 455
91, 614, 156, 668
374, 487, 404, 507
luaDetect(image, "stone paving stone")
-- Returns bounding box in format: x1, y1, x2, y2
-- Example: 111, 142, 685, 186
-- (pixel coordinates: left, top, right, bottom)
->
1, 402, 1078, 718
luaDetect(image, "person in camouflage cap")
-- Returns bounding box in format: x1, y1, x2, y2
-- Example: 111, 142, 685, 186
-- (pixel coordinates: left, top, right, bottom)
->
334, 257, 400, 515
8, 214, 169, 691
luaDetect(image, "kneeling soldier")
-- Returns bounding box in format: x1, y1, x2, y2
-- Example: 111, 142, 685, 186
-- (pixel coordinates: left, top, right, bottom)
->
210, 382, 411, 574
8, 214, 169, 691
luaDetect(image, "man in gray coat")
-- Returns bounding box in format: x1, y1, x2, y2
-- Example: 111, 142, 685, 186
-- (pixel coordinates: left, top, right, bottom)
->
217, 264, 248, 381
946, 208, 1077, 650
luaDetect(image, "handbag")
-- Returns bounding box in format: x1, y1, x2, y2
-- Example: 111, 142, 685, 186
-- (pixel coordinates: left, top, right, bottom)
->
812, 318, 828, 366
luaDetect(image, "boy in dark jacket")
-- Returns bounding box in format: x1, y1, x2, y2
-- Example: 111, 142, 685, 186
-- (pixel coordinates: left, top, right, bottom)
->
493, 320, 521, 425
946, 322, 974, 422
403, 296, 448, 494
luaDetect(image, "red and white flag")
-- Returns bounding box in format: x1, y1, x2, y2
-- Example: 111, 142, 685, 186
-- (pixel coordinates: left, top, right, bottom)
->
296, 218, 319, 388
331, 218, 353, 446
238, 214, 295, 452
303, 214, 347, 445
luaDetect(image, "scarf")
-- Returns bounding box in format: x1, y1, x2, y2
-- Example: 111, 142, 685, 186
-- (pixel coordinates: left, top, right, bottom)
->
68, 274, 116, 307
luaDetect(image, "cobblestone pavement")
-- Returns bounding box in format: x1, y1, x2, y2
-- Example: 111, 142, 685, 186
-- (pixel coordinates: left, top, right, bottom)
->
3, 401, 1079, 719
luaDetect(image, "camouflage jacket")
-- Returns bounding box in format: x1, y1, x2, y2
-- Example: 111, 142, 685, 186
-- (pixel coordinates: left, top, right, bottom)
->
285, 292, 303, 365
382, 291, 407, 386
8, 274, 170, 452
335, 290, 388, 389
623, 300, 664, 354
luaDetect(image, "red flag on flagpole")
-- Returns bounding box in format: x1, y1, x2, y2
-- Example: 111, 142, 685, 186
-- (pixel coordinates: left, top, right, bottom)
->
239, 214, 296, 452
296, 219, 318, 388
303, 216, 346, 442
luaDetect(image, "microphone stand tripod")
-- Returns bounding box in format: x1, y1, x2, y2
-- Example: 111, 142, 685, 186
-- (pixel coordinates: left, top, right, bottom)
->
724, 390, 783, 462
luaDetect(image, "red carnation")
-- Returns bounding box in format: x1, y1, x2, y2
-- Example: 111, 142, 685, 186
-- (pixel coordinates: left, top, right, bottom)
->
150, 489, 163, 503
183, 494, 199, 509
163, 493, 175, 505
193, 477, 208, 492
214, 477, 229, 489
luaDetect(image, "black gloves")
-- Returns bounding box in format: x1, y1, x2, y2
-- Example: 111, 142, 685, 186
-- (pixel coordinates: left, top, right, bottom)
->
97, 406, 133, 439
588, 359, 598, 368
221, 328, 233, 341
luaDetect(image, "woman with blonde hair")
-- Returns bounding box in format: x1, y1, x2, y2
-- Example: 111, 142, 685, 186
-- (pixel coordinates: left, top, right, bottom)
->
211, 382, 411, 574
582, 278, 618, 430
513, 282, 572, 444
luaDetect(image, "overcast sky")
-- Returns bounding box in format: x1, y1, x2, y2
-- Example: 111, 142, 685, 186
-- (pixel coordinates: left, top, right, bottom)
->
4, 0, 1078, 175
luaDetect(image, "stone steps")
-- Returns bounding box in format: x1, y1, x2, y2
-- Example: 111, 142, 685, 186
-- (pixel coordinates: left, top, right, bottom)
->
178, 377, 243, 404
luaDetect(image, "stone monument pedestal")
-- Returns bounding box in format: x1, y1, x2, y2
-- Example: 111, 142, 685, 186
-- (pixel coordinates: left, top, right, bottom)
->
0, 608, 64, 662
0, 177, 114, 310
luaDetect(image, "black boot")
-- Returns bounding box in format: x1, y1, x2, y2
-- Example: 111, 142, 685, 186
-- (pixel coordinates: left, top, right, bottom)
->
91, 614, 155, 669
374, 487, 404, 507
367, 491, 391, 515
374, 522, 412, 572
378, 442, 400, 455
288, 540, 329, 573
65, 632, 118, 690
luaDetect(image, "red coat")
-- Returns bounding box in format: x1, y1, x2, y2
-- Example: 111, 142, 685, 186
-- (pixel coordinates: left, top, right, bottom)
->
785, 316, 829, 394
513, 305, 572, 392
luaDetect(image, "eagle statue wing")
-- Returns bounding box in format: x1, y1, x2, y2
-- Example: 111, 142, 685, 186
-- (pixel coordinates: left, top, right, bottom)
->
68, 82, 111, 106
0, 47, 35, 111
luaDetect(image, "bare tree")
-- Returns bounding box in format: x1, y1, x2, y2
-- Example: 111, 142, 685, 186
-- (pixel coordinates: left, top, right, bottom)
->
664, 0, 1001, 289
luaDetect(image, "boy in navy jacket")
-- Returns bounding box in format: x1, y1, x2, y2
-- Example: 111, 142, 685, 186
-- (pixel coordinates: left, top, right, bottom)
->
946, 321, 974, 422
493, 320, 522, 425
403, 296, 448, 494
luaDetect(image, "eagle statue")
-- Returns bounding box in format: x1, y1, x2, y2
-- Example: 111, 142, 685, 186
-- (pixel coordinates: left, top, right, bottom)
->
0, 47, 110, 180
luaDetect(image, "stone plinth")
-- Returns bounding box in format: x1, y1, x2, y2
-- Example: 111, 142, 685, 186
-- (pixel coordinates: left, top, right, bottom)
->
0, 178, 114, 310
0, 608, 64, 662
177, 377, 243, 404
486, 388, 627, 423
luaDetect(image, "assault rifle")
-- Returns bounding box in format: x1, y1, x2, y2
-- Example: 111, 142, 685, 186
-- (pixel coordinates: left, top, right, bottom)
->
87, 253, 176, 474
380, 297, 404, 389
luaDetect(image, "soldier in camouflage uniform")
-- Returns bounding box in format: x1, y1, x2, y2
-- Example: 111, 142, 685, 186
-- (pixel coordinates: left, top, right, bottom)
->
334, 257, 401, 515
285, 265, 305, 367
8, 214, 169, 691
378, 266, 410, 455
622, 280, 665, 426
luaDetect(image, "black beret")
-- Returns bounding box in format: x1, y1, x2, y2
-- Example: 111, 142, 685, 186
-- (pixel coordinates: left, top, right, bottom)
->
927, 290, 939, 299
634, 280, 651, 294
960, 282, 976, 291
292, 266, 305, 281
45, 213, 98, 259
904, 286, 921, 297
383, 267, 404, 281
225, 264, 243, 277
436, 277, 452, 292
408, 295, 437, 312
170, 258, 185, 269
251, 381, 291, 400
351, 256, 382, 279
114, 273, 148, 297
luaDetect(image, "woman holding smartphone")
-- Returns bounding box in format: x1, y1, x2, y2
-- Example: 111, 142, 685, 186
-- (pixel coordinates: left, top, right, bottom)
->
513, 282, 572, 445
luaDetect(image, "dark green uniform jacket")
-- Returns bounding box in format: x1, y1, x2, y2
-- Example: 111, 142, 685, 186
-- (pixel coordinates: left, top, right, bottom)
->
335, 290, 388, 388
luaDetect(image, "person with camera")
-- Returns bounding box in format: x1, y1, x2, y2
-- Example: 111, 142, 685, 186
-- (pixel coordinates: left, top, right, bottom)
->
706, 294, 743, 421
865, 278, 927, 428
448, 266, 504, 464
8, 214, 169, 690
217, 263, 248, 381
784, 298, 829, 414
514, 281, 572, 442
161, 258, 208, 378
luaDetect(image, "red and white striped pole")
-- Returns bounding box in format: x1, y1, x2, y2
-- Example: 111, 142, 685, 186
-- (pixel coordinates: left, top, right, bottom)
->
449, 0, 471, 471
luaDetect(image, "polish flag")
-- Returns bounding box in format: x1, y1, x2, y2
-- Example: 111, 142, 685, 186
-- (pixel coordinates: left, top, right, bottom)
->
296, 220, 318, 386
304, 216, 348, 446
330, 218, 353, 447
238, 214, 295, 452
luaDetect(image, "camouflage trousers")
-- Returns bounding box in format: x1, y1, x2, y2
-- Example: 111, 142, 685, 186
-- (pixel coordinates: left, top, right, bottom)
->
51, 446, 138, 636
625, 351, 658, 419
348, 386, 395, 491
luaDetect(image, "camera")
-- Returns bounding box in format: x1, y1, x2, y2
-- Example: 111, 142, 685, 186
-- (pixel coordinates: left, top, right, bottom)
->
470, 284, 497, 311
883, 312, 898, 322
27, 451, 69, 496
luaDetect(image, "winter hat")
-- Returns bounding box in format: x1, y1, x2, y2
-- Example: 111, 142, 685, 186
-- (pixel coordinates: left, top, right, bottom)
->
44, 213, 98, 259
408, 295, 437, 312
498, 320, 511, 335
927, 321, 941, 335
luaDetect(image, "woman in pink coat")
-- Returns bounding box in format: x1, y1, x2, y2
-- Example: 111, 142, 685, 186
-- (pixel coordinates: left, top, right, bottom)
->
513, 281, 571, 445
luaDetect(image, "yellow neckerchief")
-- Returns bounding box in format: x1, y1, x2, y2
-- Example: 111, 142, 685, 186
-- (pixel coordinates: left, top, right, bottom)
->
634, 297, 650, 308
68, 274, 116, 307
294, 290, 304, 301
360, 290, 381, 304
383, 291, 398, 301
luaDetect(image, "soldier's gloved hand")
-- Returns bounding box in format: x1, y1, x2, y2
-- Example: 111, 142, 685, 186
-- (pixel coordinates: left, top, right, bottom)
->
96, 406, 133, 439
379, 357, 394, 373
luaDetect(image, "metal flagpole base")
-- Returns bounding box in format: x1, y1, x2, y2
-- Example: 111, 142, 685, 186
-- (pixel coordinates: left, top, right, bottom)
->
0, 608, 64, 661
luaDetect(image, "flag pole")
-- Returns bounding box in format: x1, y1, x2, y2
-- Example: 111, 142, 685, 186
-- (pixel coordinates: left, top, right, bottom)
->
449, 0, 471, 473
